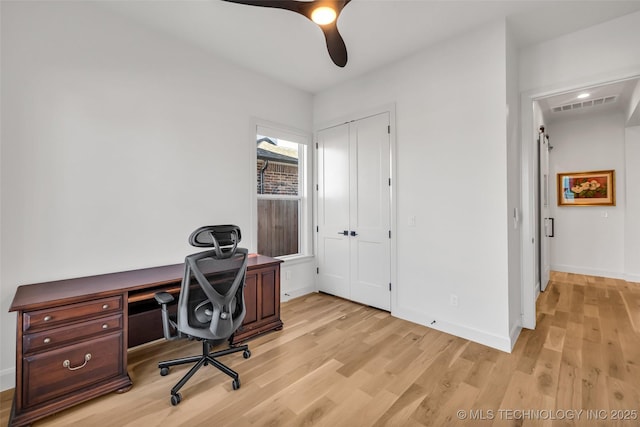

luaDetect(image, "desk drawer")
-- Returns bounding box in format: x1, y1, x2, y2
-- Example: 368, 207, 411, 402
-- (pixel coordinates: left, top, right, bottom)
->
23, 314, 123, 353
24, 296, 122, 331
23, 332, 124, 408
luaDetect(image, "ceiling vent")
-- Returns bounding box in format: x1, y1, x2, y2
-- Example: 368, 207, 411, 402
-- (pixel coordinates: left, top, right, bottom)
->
551, 95, 617, 113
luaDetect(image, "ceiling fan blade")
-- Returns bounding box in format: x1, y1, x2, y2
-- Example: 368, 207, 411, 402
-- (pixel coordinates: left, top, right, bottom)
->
319, 21, 348, 67
222, 0, 352, 67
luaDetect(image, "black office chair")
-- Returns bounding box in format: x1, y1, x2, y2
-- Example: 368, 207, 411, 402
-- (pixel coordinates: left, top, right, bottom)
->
154, 225, 251, 406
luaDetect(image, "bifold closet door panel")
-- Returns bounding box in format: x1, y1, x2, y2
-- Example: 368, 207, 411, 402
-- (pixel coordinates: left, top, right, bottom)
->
349, 113, 391, 311
317, 123, 351, 299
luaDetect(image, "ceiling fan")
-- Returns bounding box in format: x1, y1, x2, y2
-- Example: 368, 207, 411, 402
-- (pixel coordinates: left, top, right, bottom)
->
222, 0, 352, 67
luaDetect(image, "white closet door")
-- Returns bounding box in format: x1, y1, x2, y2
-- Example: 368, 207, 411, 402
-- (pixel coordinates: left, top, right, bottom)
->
316, 112, 391, 311
317, 123, 351, 299
349, 113, 391, 310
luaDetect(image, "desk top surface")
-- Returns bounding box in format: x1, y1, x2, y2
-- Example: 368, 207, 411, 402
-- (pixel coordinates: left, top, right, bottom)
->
10, 253, 281, 312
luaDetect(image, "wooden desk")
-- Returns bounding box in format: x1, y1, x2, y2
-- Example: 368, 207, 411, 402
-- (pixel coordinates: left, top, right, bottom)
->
8, 254, 282, 427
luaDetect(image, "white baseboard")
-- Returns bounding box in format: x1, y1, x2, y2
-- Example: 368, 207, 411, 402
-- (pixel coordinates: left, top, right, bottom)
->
625, 273, 640, 284
1, 367, 14, 392
281, 285, 315, 303
509, 323, 522, 351
392, 307, 513, 353
551, 264, 626, 280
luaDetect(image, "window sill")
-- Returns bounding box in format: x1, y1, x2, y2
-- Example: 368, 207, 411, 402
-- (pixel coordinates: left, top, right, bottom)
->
276, 254, 315, 265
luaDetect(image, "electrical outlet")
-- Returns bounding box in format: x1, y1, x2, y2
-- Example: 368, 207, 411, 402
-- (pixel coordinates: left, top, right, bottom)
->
285, 270, 292, 280
408, 215, 416, 227
450, 294, 459, 307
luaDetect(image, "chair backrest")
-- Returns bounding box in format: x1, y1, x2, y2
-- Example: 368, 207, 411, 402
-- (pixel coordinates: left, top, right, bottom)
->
176, 226, 249, 341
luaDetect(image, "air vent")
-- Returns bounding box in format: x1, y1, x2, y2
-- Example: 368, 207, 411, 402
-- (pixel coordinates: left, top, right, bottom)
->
551, 96, 617, 113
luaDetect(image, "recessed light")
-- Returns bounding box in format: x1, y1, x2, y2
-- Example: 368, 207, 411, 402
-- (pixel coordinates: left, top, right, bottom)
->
311, 6, 337, 25
577, 93, 590, 99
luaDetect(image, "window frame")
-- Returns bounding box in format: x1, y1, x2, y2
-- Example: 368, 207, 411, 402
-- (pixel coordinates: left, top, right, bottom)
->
253, 121, 312, 260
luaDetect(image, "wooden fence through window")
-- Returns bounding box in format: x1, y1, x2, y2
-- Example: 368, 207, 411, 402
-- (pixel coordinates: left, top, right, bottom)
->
257, 199, 299, 257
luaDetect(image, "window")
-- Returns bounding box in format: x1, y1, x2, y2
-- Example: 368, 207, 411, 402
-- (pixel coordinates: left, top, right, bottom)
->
255, 124, 309, 258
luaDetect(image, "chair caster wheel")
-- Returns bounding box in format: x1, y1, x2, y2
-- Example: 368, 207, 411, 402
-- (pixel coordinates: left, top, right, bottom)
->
232, 379, 241, 390
170, 393, 182, 406
160, 367, 169, 376
243, 349, 251, 359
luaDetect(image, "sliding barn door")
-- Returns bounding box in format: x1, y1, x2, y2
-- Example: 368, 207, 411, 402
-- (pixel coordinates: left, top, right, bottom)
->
539, 130, 552, 292
317, 112, 391, 311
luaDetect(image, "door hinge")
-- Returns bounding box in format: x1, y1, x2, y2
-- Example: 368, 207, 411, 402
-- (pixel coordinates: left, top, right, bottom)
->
316, 226, 319, 232
389, 230, 391, 238
316, 184, 319, 191
389, 283, 392, 291
316, 267, 319, 274
316, 142, 318, 149
388, 177, 391, 186
387, 125, 390, 134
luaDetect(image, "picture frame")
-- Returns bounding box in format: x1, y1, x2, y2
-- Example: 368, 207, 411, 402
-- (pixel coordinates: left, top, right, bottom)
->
557, 169, 615, 206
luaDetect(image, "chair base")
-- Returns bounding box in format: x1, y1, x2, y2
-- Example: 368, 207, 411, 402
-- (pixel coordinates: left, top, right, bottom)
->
158, 340, 250, 405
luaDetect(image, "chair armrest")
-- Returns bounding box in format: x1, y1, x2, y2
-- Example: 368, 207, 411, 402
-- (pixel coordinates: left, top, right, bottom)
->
155, 291, 178, 340
154, 291, 174, 305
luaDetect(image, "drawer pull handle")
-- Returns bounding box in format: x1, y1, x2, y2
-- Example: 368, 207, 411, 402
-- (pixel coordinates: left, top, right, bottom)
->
102, 304, 109, 310
43, 315, 52, 322
102, 324, 108, 329
62, 354, 91, 371
43, 338, 51, 344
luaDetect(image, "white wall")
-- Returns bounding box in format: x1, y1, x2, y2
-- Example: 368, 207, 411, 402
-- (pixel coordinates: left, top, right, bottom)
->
548, 111, 626, 278
0, 1, 313, 391
315, 20, 514, 351
520, 11, 640, 94
625, 126, 640, 282
280, 257, 317, 302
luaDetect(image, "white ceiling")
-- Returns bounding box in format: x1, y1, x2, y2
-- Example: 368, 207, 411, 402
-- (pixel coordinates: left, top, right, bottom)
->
101, 0, 640, 93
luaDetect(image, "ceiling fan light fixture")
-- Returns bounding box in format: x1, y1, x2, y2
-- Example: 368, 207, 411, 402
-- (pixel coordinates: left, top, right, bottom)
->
310, 6, 337, 25
222, 0, 350, 67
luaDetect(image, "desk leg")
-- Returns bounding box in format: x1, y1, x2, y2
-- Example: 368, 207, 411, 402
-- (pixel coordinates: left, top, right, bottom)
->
116, 374, 133, 393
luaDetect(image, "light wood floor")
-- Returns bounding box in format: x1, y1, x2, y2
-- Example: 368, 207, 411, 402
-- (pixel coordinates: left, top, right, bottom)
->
1, 272, 639, 426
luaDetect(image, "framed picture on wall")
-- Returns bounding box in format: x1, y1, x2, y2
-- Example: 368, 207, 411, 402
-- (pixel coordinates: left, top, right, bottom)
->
557, 170, 615, 206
